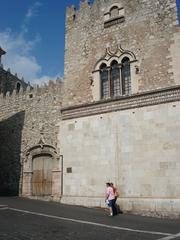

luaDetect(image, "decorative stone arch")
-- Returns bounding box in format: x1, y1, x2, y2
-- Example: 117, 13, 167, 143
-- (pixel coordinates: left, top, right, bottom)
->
94, 45, 136, 71
22, 142, 61, 201
95, 56, 119, 71
107, 3, 123, 12
91, 45, 139, 100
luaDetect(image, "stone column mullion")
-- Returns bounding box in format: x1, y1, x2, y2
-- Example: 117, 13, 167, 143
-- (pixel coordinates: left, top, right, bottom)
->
108, 68, 111, 98
119, 65, 122, 96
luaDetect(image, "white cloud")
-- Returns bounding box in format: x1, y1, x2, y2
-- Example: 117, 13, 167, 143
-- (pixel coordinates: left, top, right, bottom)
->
0, 30, 41, 84
33, 74, 61, 85
0, 2, 60, 85
22, 1, 42, 35
26, 2, 42, 19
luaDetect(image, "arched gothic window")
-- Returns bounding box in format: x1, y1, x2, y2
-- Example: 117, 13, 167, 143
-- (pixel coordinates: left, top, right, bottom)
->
100, 58, 131, 99
121, 57, 131, 95
100, 63, 109, 99
111, 60, 120, 97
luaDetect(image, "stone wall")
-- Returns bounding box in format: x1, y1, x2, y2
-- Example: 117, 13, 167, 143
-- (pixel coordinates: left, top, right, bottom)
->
64, 0, 180, 106
0, 111, 25, 195
0, 66, 29, 96
0, 79, 63, 195
59, 88, 180, 217
0, 0, 179, 218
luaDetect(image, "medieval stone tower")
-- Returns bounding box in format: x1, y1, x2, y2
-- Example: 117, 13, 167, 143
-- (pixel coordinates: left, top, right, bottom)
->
59, 0, 180, 217
63, 0, 180, 106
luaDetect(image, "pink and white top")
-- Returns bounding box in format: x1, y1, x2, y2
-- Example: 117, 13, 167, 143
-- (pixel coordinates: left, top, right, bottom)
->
106, 186, 115, 200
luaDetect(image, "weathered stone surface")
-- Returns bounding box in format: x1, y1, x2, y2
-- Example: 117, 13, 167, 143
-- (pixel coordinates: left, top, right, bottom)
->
64, 0, 180, 106
0, 0, 180, 218
0, 65, 29, 96
60, 100, 180, 217
0, 80, 64, 195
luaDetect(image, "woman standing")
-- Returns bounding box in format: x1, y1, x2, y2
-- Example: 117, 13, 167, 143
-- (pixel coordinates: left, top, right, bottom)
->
105, 182, 117, 216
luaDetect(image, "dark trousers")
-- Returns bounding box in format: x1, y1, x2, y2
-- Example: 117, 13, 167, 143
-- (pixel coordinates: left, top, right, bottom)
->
112, 198, 117, 215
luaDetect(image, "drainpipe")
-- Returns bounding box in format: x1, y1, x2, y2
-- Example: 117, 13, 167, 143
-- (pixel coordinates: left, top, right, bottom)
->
60, 155, 63, 197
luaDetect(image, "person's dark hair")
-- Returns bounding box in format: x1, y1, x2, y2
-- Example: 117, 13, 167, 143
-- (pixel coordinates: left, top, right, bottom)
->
106, 182, 110, 186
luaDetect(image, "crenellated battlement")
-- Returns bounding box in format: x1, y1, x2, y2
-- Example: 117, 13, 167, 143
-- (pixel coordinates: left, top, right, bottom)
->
66, 0, 94, 28
1, 0, 180, 215
64, 0, 180, 106
79, 0, 91, 10
66, 4, 76, 20
0, 76, 64, 163
0, 78, 64, 107
0, 75, 64, 197
0, 64, 29, 96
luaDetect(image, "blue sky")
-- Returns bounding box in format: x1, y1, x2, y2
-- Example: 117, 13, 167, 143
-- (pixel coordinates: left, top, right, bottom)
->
0, 0, 92, 84
0, 0, 179, 84
177, 0, 180, 23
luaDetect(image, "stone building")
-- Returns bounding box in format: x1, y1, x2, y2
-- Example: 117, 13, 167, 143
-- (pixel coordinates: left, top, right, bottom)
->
0, 48, 64, 197
0, 47, 29, 96
0, 0, 180, 218
0, 80, 64, 197
60, 0, 180, 217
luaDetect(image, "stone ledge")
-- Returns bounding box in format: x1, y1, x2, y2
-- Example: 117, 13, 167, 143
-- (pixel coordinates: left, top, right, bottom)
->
61, 85, 180, 120
0, 205, 8, 210
119, 198, 180, 219
104, 16, 125, 28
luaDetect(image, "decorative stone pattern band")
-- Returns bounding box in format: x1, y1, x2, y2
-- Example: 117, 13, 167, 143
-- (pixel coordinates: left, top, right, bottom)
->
61, 85, 180, 120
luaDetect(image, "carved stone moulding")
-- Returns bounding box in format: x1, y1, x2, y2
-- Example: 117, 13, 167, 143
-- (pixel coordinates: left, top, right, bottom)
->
61, 85, 180, 120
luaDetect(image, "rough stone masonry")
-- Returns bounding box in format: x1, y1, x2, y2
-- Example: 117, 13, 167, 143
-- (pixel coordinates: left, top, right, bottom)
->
0, 0, 180, 218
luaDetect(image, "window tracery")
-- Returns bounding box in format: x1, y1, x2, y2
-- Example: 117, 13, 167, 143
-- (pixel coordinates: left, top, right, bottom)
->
92, 45, 138, 101
100, 58, 131, 99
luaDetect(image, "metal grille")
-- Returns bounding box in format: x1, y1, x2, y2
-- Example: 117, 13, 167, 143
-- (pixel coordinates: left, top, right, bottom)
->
121, 58, 131, 95
100, 59, 131, 99
111, 65, 121, 97
101, 69, 109, 99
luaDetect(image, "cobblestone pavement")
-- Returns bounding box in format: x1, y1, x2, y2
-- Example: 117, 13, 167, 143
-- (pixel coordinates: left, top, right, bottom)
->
0, 197, 179, 240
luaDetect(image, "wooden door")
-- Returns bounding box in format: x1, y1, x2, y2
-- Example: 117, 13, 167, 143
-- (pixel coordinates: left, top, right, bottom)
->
32, 154, 52, 196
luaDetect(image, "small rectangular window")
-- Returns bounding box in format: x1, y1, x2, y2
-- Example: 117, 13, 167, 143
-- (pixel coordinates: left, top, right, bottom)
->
67, 167, 72, 173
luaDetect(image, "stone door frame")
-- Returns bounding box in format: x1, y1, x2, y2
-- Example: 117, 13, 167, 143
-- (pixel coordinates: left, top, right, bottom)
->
22, 143, 61, 201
